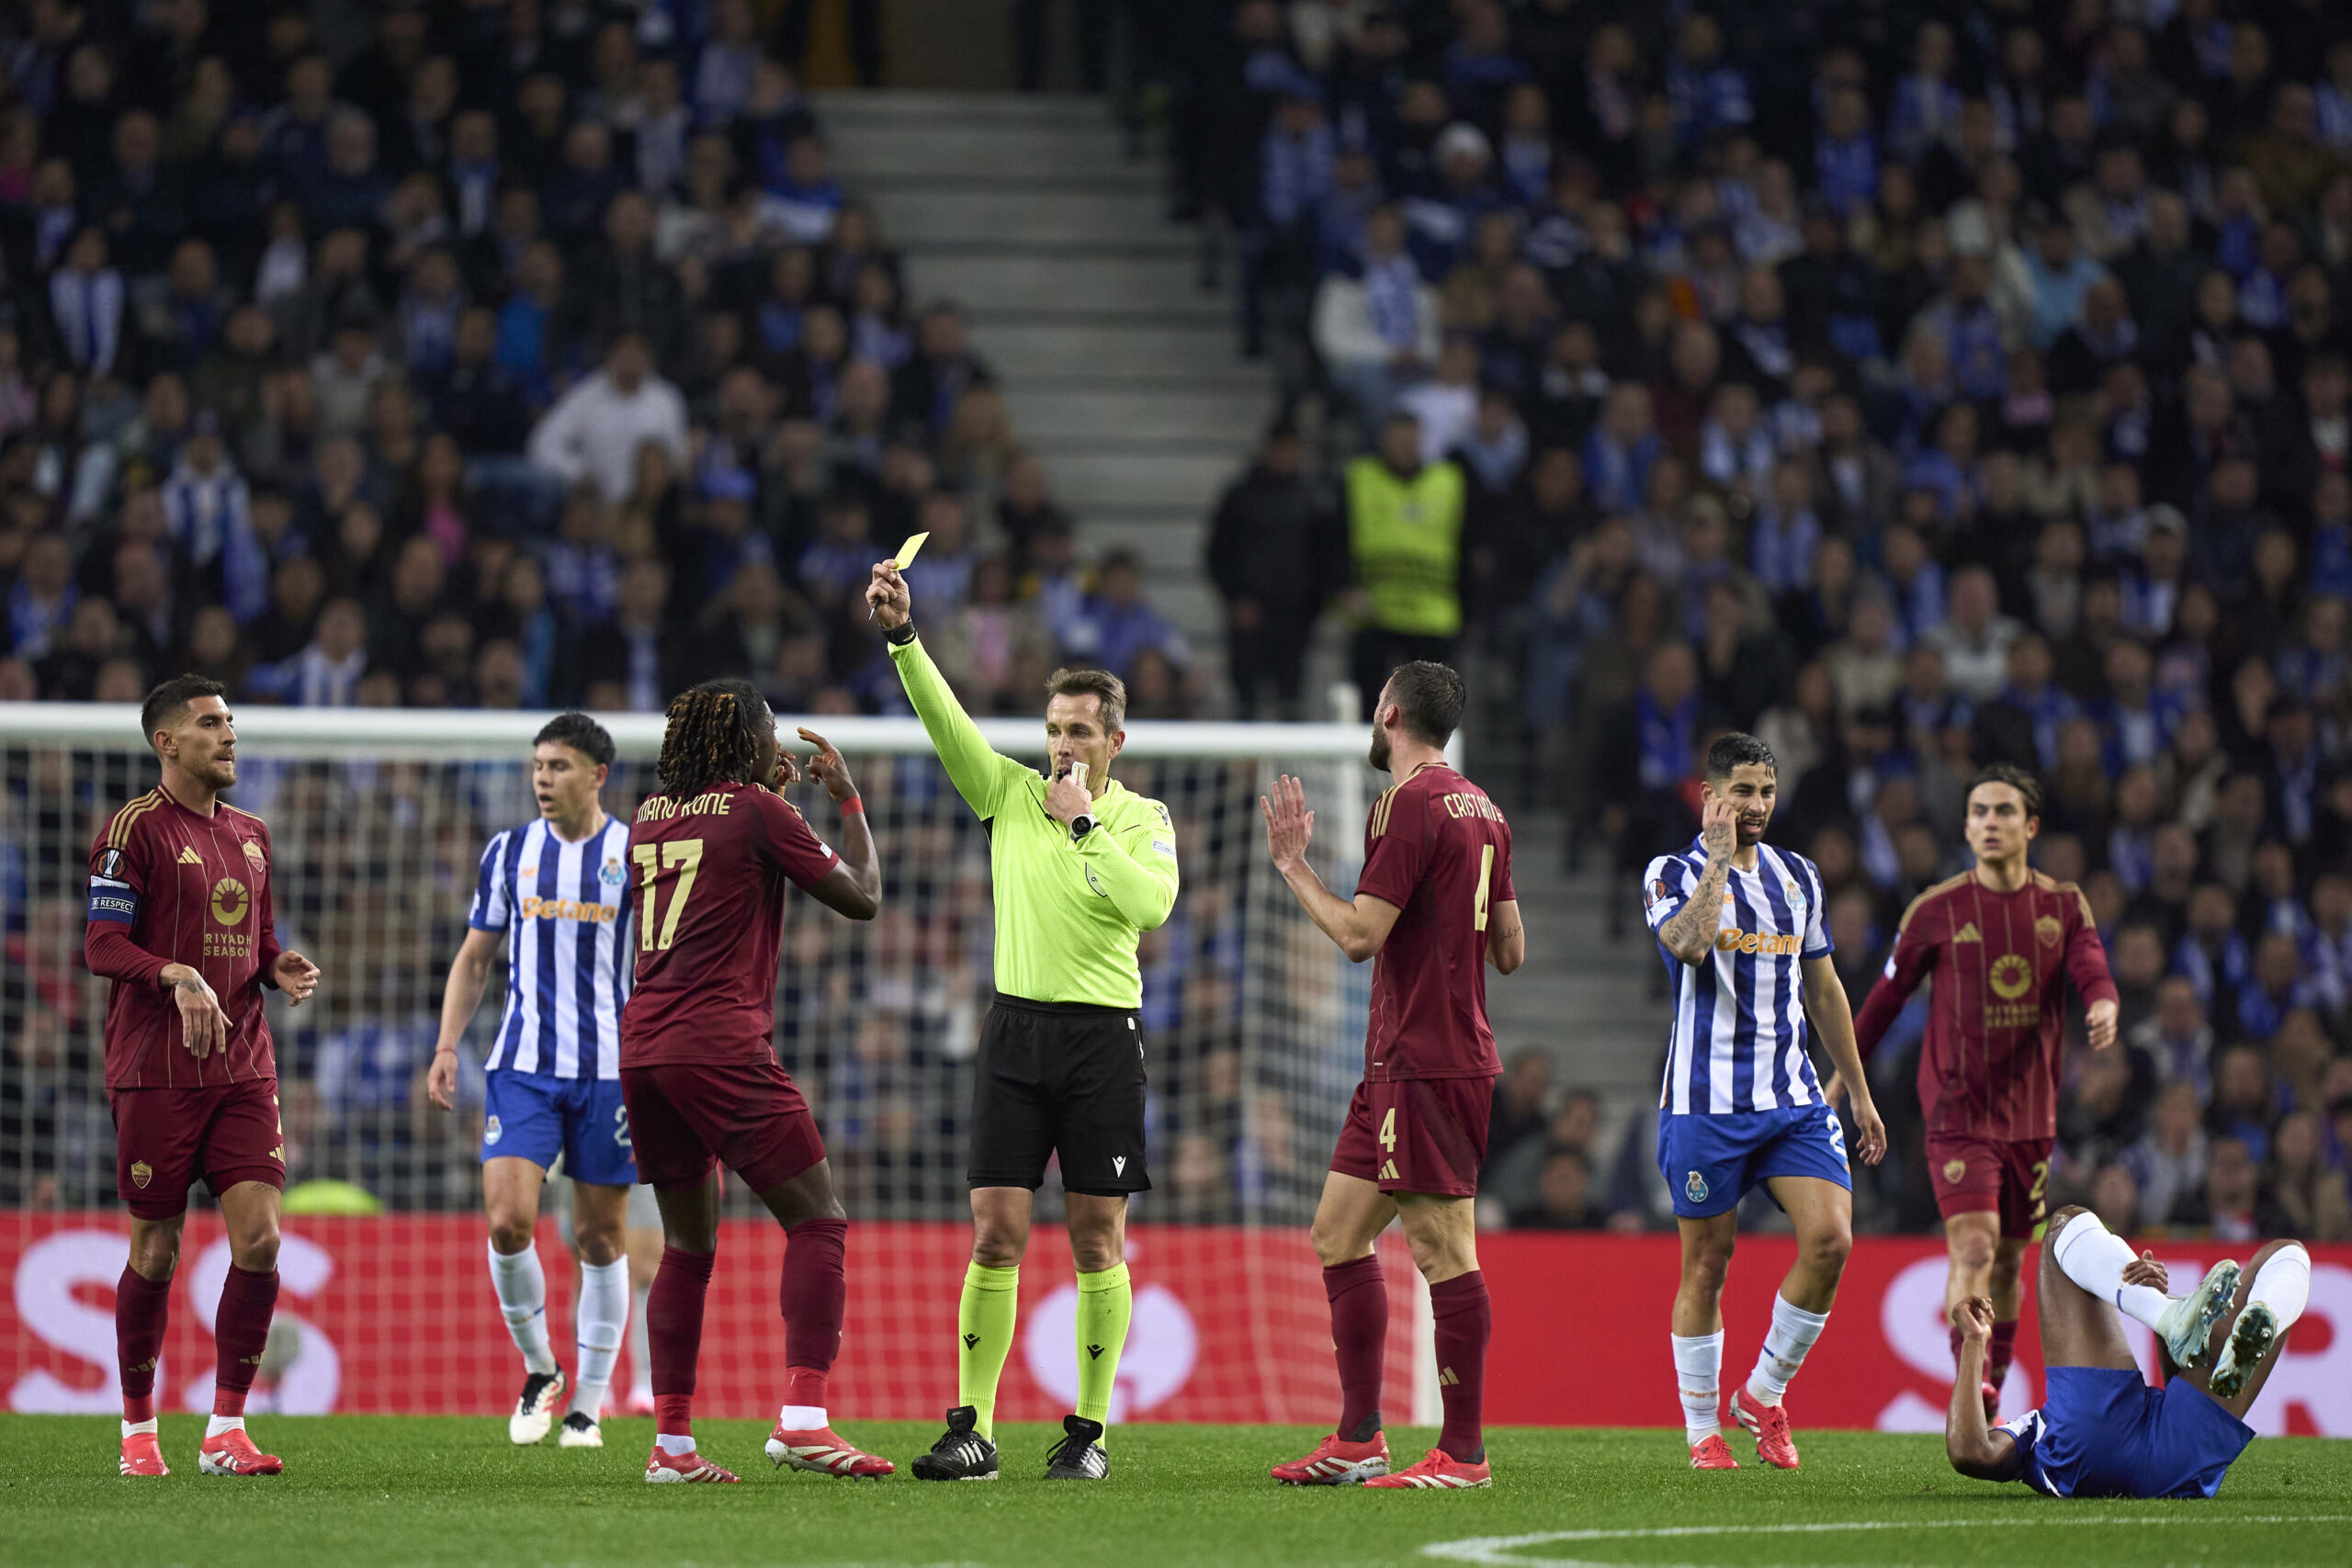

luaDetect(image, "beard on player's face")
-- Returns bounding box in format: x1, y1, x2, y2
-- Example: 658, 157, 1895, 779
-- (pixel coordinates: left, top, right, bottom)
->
1368, 696, 1394, 771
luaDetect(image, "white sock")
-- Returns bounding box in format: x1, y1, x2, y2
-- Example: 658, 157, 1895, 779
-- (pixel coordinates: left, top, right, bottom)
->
2250, 1244, 2311, 1330
122, 1417, 157, 1438
656, 1432, 696, 1455
778, 1404, 827, 1429
1746, 1294, 1831, 1407
1671, 1331, 1724, 1443
628, 1281, 654, 1401
2052, 1212, 2170, 1332
489, 1238, 559, 1375
204, 1414, 244, 1439
571, 1258, 628, 1416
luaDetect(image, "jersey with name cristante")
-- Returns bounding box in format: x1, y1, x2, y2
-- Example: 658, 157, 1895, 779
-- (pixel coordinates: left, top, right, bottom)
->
1357, 765, 1514, 1082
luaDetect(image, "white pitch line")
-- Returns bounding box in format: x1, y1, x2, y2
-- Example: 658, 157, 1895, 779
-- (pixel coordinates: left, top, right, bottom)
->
1420, 1514, 2352, 1566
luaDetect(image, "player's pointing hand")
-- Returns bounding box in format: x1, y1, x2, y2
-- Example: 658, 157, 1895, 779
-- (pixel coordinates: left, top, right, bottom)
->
797, 728, 859, 803
1699, 792, 1738, 859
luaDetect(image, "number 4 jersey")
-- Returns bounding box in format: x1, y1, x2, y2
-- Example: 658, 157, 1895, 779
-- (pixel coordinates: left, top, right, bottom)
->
1357, 763, 1514, 1082
620, 781, 841, 1066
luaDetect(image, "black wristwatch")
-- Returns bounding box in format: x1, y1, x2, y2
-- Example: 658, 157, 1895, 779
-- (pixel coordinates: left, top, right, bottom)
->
886, 621, 918, 646
1069, 812, 1097, 841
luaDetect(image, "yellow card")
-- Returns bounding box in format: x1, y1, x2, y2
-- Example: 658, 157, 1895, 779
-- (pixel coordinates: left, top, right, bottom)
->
888, 532, 930, 569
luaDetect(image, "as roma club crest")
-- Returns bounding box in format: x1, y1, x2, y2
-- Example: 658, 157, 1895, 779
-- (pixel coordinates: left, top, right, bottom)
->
1943, 1158, 1968, 1185
1684, 1170, 1709, 1203
130, 1160, 153, 1190
2035, 915, 2063, 948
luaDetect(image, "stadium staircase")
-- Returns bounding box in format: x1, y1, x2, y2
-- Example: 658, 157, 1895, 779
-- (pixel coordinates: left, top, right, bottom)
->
819, 90, 1668, 1164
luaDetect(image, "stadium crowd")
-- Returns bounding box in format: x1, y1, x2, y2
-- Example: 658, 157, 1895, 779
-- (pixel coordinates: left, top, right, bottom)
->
1175, 0, 2352, 1241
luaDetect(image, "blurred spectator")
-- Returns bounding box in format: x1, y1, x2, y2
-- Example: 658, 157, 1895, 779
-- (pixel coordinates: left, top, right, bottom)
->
1206, 422, 1344, 720
1343, 412, 1463, 713
526, 333, 687, 504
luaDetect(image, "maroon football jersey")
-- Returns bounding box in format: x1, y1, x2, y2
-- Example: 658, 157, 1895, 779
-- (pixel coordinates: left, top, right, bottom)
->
1851, 870, 2119, 1140
620, 782, 839, 1066
84, 785, 282, 1090
1356, 764, 1515, 1082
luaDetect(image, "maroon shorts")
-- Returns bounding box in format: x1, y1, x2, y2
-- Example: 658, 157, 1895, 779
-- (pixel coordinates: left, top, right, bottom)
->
108, 1078, 286, 1220
1926, 1132, 2053, 1239
621, 1056, 827, 1192
1329, 1075, 1496, 1198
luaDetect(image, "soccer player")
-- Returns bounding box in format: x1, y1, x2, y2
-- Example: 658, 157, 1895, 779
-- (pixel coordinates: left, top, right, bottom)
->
1845, 764, 2119, 1420
425, 713, 639, 1450
620, 682, 888, 1483
86, 676, 322, 1477
1263, 661, 1524, 1491
1643, 733, 1887, 1472
1946, 1205, 2310, 1497
868, 562, 1180, 1483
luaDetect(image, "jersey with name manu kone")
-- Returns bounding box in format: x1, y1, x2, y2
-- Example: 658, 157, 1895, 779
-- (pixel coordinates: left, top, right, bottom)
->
620, 781, 840, 1066
468, 815, 636, 1079
1644, 836, 1833, 1114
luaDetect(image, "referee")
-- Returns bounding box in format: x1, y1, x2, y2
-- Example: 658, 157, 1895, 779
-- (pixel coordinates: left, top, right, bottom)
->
866, 560, 1180, 1483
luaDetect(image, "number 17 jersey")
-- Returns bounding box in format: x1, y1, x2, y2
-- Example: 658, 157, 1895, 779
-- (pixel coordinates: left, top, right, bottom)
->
619, 781, 840, 1067
1356, 764, 1514, 1082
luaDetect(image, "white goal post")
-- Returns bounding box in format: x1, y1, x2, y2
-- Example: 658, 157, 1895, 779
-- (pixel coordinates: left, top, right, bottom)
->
0, 701, 1444, 1425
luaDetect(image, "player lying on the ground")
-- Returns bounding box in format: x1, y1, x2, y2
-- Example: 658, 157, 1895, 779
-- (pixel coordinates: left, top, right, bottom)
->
1643, 733, 1887, 1472
1946, 1204, 2312, 1498
428, 713, 639, 1450
1261, 661, 1523, 1491
1845, 765, 2118, 1423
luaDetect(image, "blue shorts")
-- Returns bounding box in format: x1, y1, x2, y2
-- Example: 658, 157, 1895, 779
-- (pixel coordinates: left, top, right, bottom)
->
2007, 1367, 2255, 1499
481, 1071, 637, 1187
1657, 1104, 1851, 1219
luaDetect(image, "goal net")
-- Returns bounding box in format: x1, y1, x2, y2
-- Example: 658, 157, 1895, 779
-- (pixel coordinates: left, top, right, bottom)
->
0, 703, 1436, 1427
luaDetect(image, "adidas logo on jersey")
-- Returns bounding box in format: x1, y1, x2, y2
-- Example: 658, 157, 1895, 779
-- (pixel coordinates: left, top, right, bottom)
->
1954, 922, 1983, 942
177, 847, 203, 865
1378, 1159, 1399, 1180
1438, 1367, 1459, 1387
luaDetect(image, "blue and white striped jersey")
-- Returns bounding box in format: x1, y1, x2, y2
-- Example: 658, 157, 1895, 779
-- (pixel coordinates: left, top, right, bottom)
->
469, 816, 635, 1080
1642, 836, 1834, 1115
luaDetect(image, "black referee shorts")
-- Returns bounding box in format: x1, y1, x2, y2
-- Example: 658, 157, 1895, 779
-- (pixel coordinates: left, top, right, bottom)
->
967, 994, 1150, 1196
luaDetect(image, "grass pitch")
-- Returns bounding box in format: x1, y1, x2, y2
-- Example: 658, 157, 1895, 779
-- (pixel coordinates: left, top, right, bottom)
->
2, 1416, 2348, 1567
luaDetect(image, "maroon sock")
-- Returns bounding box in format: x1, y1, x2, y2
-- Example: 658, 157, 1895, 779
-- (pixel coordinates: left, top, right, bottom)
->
1988, 1318, 2019, 1396
117, 1267, 172, 1423
1429, 1271, 1490, 1464
211, 1265, 277, 1417
650, 1245, 716, 1436
778, 1218, 847, 1413
1323, 1258, 1387, 1440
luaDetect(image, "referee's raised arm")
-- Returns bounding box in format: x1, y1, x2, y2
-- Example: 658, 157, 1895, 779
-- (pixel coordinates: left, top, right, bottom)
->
867, 559, 1021, 818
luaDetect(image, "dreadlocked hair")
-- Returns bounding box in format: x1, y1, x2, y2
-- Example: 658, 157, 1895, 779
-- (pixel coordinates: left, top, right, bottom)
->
655, 678, 767, 797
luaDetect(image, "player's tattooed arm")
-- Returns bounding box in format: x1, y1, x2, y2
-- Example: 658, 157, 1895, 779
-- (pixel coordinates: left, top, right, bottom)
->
1657, 852, 1732, 965
1945, 1297, 2024, 1482
159, 963, 232, 1060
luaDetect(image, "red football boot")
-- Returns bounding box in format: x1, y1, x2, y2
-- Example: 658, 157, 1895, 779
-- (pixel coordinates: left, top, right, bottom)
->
1688, 1433, 1740, 1470
1730, 1387, 1800, 1470
1271, 1430, 1392, 1485
119, 1428, 168, 1477
198, 1427, 283, 1476
765, 1424, 895, 1478
1363, 1447, 1491, 1489
1981, 1381, 2002, 1425
644, 1444, 740, 1483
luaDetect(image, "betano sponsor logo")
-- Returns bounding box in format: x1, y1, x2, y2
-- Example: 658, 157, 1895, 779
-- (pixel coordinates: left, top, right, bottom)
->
518, 895, 621, 923
1715, 927, 1802, 956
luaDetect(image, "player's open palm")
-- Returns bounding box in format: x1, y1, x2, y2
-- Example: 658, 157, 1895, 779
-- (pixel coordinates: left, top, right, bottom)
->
797, 728, 857, 801
174, 972, 230, 1060
1699, 793, 1738, 858
1261, 773, 1315, 873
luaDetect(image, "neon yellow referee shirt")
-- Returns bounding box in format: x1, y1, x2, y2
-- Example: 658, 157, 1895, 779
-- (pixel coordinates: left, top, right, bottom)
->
890, 636, 1179, 1009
